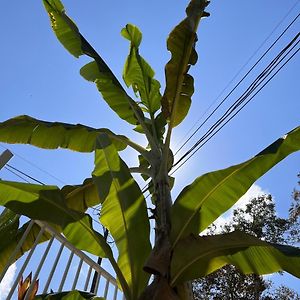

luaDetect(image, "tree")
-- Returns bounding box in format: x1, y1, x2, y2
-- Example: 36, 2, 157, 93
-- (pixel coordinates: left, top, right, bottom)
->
193, 194, 300, 299
0, 0, 300, 299
289, 173, 300, 244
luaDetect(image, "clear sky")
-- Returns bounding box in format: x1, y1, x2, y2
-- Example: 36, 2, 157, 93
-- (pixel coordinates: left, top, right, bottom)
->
0, 0, 300, 295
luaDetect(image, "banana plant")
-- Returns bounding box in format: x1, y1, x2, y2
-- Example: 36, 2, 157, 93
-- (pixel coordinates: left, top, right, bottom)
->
0, 0, 300, 299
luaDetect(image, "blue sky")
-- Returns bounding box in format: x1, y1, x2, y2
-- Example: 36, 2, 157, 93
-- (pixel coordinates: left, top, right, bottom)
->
0, 0, 300, 295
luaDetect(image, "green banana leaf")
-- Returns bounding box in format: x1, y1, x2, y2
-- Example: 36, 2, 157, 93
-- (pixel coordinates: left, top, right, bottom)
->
161, 0, 209, 127
0, 220, 51, 274
43, 0, 142, 126
121, 24, 161, 114
0, 179, 130, 297
79, 62, 142, 126
0, 115, 126, 152
62, 178, 102, 212
35, 290, 104, 299
0, 208, 19, 248
170, 231, 300, 286
171, 125, 300, 246
0, 178, 105, 275
92, 134, 151, 299
0, 180, 83, 226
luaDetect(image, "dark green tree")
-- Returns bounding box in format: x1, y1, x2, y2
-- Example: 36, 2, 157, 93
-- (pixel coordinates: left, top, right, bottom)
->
193, 194, 300, 300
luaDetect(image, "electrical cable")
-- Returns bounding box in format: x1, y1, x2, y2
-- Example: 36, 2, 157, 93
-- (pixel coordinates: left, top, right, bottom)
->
141, 32, 299, 197
174, 11, 300, 156
0, 144, 67, 185
4, 166, 31, 184
171, 36, 299, 175
5, 163, 46, 185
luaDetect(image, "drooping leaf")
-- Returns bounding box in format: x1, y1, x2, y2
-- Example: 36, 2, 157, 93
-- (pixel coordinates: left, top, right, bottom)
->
171, 231, 300, 286
0, 181, 83, 227
0, 208, 19, 249
62, 178, 102, 212
63, 215, 111, 258
0, 180, 129, 296
80, 62, 142, 125
0, 220, 51, 275
0, 115, 127, 152
122, 24, 161, 114
92, 134, 151, 299
161, 0, 209, 127
43, 0, 143, 125
171, 125, 300, 246
0, 178, 104, 275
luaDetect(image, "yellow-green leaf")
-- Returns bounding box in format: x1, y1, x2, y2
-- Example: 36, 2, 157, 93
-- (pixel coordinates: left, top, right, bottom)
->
171, 125, 300, 246
162, 0, 209, 127
171, 231, 300, 285
0, 115, 127, 152
92, 134, 151, 299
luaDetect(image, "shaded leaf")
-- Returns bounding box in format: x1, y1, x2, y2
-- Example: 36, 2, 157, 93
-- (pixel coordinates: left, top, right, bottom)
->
0, 115, 126, 152
171, 126, 300, 246
92, 134, 151, 299
0, 180, 128, 295
43, 0, 142, 125
80, 62, 140, 125
0, 208, 19, 249
0, 180, 83, 227
161, 0, 209, 127
171, 231, 300, 286
35, 290, 104, 299
0, 178, 106, 274
122, 24, 161, 114
0, 220, 51, 274
62, 178, 102, 212
63, 215, 111, 258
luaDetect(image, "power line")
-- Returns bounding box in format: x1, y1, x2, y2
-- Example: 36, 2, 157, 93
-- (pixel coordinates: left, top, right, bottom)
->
5, 163, 46, 185
0, 144, 67, 185
4, 166, 31, 184
174, 11, 300, 157
171, 34, 299, 175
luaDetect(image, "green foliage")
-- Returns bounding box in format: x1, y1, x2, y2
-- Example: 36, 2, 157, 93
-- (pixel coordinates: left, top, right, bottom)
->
0, 115, 127, 152
0, 0, 299, 299
93, 134, 151, 298
161, 0, 209, 127
35, 290, 104, 299
171, 126, 300, 246
192, 194, 300, 300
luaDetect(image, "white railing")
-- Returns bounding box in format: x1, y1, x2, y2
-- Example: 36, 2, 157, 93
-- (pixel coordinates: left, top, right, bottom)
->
0, 220, 123, 300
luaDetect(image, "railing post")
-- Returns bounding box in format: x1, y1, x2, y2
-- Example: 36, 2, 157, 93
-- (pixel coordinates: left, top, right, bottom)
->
0, 149, 13, 170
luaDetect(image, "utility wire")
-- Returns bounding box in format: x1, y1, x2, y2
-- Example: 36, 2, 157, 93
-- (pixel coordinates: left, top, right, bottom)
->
0, 144, 67, 185
4, 166, 31, 184
142, 32, 299, 196
174, 11, 300, 156
5, 163, 46, 185
171, 35, 299, 175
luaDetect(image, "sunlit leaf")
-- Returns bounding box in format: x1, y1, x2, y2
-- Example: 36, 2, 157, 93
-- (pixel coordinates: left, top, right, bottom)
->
0, 181, 82, 226
171, 231, 300, 285
43, 0, 142, 126
80, 62, 141, 125
122, 24, 161, 114
171, 126, 300, 246
43, 0, 82, 57
0, 115, 127, 152
92, 134, 151, 299
0, 180, 129, 295
161, 0, 209, 127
